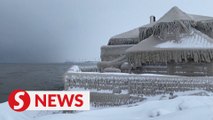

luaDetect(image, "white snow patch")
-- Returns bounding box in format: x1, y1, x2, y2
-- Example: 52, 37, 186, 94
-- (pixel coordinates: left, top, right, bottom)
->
67, 65, 81, 73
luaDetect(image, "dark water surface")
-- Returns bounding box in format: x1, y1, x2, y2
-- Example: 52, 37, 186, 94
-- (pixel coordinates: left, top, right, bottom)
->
0, 63, 72, 103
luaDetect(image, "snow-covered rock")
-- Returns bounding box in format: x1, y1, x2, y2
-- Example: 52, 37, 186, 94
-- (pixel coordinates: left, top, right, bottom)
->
67, 65, 81, 73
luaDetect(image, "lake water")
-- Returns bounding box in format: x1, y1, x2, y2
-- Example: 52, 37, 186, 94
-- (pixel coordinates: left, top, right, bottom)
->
0, 63, 72, 103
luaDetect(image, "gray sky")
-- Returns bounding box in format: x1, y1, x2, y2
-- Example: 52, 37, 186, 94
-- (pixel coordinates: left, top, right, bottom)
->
0, 0, 212, 63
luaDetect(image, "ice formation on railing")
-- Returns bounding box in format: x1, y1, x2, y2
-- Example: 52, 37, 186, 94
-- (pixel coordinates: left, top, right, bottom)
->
64, 72, 213, 106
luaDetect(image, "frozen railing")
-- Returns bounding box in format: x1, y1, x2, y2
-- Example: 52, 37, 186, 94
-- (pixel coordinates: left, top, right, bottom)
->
79, 65, 98, 72
90, 92, 144, 107
65, 72, 213, 93
64, 72, 213, 106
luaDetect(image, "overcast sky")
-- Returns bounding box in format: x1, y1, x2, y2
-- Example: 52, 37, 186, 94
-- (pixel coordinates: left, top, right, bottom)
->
0, 0, 213, 63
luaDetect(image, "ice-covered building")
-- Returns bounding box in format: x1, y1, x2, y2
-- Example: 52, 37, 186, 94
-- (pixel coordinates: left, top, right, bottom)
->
98, 6, 213, 76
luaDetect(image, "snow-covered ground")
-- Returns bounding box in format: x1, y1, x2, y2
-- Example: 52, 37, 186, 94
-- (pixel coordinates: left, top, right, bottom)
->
1, 90, 213, 120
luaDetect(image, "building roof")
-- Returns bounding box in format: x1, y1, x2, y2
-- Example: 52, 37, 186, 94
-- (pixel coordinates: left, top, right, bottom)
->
108, 6, 213, 45
157, 6, 192, 22
127, 29, 213, 52
126, 28, 213, 64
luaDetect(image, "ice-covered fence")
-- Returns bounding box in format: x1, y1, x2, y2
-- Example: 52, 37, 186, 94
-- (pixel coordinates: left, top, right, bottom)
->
64, 72, 213, 106
90, 92, 144, 107
128, 77, 213, 95
79, 65, 98, 72
65, 72, 213, 94
64, 72, 131, 91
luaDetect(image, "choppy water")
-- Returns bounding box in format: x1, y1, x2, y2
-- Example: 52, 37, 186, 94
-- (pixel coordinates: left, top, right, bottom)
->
0, 63, 72, 103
